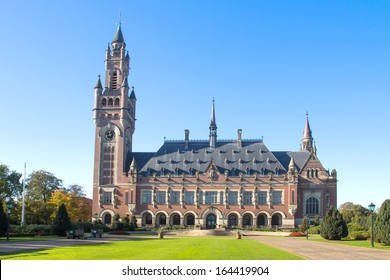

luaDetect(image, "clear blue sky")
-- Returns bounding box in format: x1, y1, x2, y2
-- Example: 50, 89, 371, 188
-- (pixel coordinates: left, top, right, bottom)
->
1, 0, 389, 209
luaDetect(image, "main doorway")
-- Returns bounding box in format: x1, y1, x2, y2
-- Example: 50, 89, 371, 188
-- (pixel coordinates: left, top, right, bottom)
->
206, 213, 217, 229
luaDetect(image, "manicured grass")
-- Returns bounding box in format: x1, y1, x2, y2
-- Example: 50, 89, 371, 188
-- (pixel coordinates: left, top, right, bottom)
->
0, 236, 304, 260
0, 236, 63, 243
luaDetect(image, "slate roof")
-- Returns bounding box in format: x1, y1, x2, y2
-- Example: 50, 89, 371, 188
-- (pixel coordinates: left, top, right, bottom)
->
129, 140, 311, 177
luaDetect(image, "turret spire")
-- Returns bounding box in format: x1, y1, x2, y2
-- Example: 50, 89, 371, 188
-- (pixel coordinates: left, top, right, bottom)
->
209, 99, 217, 148
94, 75, 103, 89
301, 112, 314, 152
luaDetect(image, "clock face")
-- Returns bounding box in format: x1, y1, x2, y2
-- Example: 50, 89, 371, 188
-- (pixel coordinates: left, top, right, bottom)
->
104, 129, 115, 141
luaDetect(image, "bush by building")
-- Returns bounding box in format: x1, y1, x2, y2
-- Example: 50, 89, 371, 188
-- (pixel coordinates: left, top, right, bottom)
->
321, 206, 348, 240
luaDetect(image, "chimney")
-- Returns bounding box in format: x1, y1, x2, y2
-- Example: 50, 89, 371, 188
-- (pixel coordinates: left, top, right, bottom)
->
237, 129, 242, 148
185, 129, 189, 149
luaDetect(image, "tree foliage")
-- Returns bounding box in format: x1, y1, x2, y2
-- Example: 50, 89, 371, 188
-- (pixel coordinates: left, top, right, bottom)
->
0, 164, 22, 201
373, 199, 390, 245
339, 202, 368, 225
300, 216, 309, 233
0, 201, 7, 235
53, 203, 72, 236
321, 206, 348, 240
25, 170, 62, 224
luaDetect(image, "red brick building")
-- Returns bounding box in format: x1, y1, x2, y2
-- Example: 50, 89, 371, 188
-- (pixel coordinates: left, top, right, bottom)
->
92, 25, 337, 229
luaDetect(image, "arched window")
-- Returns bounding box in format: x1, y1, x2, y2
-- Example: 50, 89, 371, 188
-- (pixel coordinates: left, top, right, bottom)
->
306, 197, 319, 215
315, 169, 319, 178
271, 213, 282, 227
102, 98, 107, 106
306, 169, 310, 178
228, 214, 238, 227
103, 213, 112, 225
186, 214, 195, 226
243, 214, 253, 227
172, 214, 181, 225
257, 214, 267, 227
145, 213, 152, 225
111, 72, 118, 90
159, 214, 166, 225
108, 98, 114, 106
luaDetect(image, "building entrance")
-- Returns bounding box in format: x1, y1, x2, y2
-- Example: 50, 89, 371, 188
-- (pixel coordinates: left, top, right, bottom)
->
206, 213, 217, 229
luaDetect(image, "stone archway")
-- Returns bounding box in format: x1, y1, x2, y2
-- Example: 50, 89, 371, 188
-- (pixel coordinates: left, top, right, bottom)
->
271, 213, 283, 227
186, 214, 195, 226
103, 213, 112, 225
257, 213, 268, 227
206, 213, 217, 229
228, 213, 238, 228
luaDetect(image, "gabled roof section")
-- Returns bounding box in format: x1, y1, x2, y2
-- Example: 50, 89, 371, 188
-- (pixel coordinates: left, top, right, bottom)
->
272, 151, 311, 173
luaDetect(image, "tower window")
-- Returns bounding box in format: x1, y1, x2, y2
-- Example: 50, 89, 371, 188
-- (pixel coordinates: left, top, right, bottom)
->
114, 98, 120, 107
102, 98, 107, 106
108, 98, 114, 106
111, 72, 118, 90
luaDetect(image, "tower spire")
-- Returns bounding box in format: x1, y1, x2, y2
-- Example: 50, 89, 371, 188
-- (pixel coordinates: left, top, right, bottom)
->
209, 99, 217, 148
301, 112, 314, 152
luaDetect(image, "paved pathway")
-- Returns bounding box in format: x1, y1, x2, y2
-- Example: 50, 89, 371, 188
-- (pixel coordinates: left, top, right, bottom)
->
249, 236, 390, 260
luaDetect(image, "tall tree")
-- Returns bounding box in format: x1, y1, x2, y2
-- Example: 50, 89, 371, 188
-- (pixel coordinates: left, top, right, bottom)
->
321, 205, 348, 240
339, 202, 368, 224
373, 199, 390, 245
25, 170, 62, 224
48, 186, 90, 222
0, 164, 22, 201
53, 203, 71, 236
0, 201, 7, 235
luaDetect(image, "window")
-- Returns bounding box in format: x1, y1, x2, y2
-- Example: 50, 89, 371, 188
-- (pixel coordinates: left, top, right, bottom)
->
111, 72, 118, 90
156, 191, 166, 204
306, 197, 319, 215
145, 213, 152, 225
185, 191, 194, 204
171, 191, 180, 205
125, 192, 129, 204
103, 191, 112, 204
219, 191, 224, 204
114, 98, 120, 106
198, 191, 203, 204
243, 191, 253, 205
257, 191, 267, 205
141, 190, 152, 204
228, 191, 238, 205
205, 191, 218, 204
272, 191, 282, 204
291, 190, 295, 205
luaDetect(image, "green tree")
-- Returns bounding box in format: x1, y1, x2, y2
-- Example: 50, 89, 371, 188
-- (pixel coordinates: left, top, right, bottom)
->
300, 216, 309, 233
0, 201, 7, 235
25, 170, 62, 224
321, 206, 348, 240
339, 202, 368, 224
314, 215, 320, 226
0, 164, 22, 201
373, 199, 390, 245
53, 203, 72, 236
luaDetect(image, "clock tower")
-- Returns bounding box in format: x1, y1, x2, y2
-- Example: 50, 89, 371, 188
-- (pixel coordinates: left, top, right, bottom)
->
92, 23, 136, 217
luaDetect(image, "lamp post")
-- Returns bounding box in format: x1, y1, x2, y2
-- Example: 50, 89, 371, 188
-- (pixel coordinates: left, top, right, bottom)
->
6, 198, 12, 241
368, 202, 376, 248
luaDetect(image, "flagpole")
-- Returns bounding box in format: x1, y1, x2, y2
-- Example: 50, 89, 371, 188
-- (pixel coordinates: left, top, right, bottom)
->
21, 162, 26, 226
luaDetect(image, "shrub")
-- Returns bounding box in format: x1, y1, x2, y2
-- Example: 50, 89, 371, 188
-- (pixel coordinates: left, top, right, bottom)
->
321, 206, 348, 240
289, 232, 307, 237
53, 203, 72, 236
349, 230, 370, 240
374, 199, 390, 245
300, 216, 309, 233
347, 222, 363, 233
308, 225, 321, 234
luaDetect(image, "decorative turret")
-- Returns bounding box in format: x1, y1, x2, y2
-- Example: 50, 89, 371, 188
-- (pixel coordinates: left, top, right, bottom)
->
129, 156, 138, 175
209, 99, 217, 148
301, 113, 314, 153
288, 156, 296, 174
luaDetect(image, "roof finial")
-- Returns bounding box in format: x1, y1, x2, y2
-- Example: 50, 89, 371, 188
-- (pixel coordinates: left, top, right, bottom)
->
117, 12, 123, 29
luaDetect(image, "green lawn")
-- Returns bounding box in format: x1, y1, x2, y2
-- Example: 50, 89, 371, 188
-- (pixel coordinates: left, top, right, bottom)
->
0, 236, 304, 260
